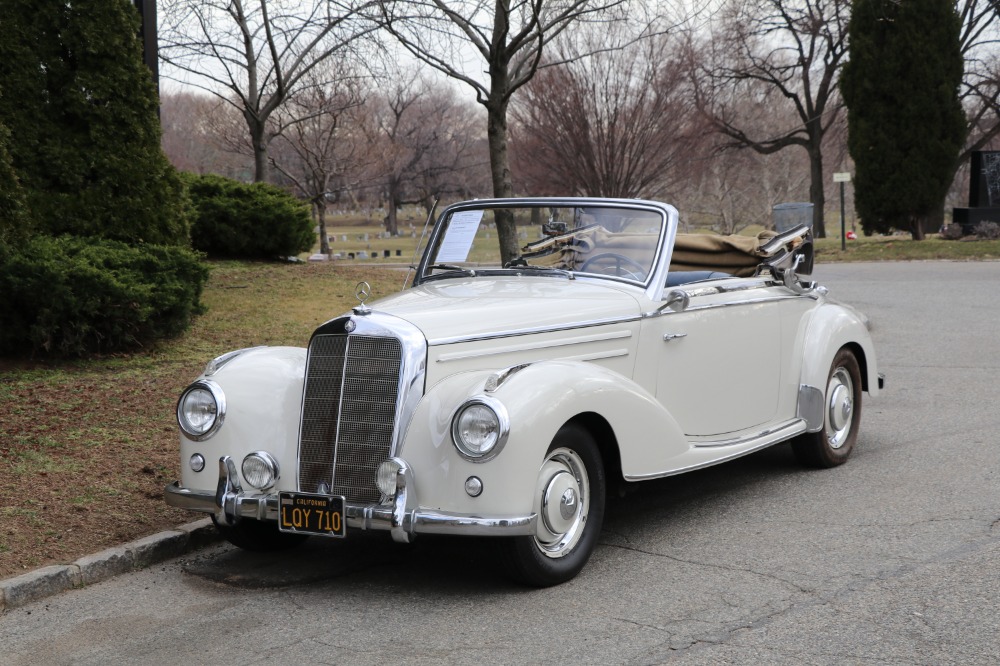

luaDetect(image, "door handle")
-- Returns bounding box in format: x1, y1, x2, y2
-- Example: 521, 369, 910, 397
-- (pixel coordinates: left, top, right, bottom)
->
663, 333, 687, 342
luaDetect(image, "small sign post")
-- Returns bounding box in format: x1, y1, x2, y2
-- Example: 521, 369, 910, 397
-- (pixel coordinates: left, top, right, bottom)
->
833, 172, 852, 251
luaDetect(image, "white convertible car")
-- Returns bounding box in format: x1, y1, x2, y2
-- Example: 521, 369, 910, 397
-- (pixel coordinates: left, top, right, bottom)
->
166, 198, 883, 586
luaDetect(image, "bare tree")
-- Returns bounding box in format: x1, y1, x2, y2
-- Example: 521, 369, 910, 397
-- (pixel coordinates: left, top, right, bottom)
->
691, 0, 850, 237
357, 75, 483, 235
160, 90, 252, 177
159, 0, 377, 182
959, 0, 1000, 157
269, 62, 366, 254
513, 29, 703, 199
377, 0, 638, 263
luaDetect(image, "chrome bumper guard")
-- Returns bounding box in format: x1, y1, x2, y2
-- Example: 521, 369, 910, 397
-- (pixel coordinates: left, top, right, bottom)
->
165, 456, 537, 543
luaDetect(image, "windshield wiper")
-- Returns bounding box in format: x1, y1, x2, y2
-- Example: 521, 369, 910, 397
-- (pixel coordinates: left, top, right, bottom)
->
508, 265, 575, 280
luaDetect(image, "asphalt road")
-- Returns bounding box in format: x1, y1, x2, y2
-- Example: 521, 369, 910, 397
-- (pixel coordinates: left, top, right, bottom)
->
2, 261, 998, 665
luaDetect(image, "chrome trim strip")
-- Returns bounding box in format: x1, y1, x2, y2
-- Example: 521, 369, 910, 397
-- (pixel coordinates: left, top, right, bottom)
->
624, 419, 808, 481
689, 419, 806, 448
434, 329, 633, 361
558, 349, 630, 362
428, 315, 641, 346
643, 293, 805, 318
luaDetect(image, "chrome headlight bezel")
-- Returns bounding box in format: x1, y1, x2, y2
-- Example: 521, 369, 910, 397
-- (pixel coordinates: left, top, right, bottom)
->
242, 451, 279, 490
176, 379, 226, 442
451, 396, 510, 462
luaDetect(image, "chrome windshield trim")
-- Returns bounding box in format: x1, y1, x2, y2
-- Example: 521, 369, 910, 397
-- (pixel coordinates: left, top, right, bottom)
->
427, 315, 642, 346
413, 197, 676, 302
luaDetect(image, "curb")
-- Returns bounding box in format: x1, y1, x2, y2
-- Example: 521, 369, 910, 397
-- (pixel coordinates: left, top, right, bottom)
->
0, 518, 220, 612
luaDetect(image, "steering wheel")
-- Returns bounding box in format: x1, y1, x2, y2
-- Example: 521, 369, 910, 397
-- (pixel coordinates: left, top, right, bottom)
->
579, 252, 647, 280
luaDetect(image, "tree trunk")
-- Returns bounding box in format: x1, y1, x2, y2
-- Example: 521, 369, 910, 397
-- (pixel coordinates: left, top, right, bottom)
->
910, 215, 926, 240
486, 96, 519, 265
385, 177, 400, 236
316, 200, 330, 255
248, 119, 269, 183
808, 145, 827, 238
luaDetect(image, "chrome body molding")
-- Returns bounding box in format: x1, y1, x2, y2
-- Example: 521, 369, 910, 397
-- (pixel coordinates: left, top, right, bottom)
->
427, 315, 641, 347
165, 455, 537, 540
644, 291, 809, 319
623, 419, 808, 481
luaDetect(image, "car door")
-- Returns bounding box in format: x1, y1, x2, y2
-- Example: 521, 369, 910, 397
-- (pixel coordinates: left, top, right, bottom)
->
645, 285, 784, 437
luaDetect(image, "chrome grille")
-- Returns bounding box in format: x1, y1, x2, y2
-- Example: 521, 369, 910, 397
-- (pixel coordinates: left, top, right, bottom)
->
298, 334, 402, 503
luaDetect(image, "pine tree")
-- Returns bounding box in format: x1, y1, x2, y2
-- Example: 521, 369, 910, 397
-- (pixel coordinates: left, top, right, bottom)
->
840, 0, 966, 239
0, 0, 188, 246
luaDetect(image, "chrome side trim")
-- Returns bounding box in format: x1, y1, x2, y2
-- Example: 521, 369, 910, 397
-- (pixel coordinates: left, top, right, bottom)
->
689, 418, 806, 448
624, 419, 808, 481
643, 293, 808, 318
434, 329, 633, 361
428, 315, 641, 346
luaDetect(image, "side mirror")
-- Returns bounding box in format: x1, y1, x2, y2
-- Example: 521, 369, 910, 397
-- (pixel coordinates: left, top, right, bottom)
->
662, 289, 690, 313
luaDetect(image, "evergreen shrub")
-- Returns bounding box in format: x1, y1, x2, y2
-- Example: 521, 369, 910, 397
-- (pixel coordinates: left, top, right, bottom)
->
0, 235, 208, 357
184, 173, 314, 259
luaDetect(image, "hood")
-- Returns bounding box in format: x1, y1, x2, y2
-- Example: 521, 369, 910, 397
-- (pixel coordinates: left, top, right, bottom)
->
367, 277, 642, 344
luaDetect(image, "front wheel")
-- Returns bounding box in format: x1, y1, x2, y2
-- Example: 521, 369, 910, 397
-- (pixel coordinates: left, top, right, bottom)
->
792, 348, 863, 468
501, 424, 606, 587
212, 516, 309, 552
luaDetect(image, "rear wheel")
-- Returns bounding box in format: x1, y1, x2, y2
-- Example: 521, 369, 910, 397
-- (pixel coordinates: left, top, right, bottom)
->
793, 348, 863, 468
212, 516, 309, 552
502, 424, 606, 587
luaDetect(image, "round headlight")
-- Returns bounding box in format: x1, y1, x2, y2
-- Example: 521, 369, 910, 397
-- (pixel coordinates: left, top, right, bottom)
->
242, 451, 279, 490
451, 397, 509, 462
176, 380, 226, 441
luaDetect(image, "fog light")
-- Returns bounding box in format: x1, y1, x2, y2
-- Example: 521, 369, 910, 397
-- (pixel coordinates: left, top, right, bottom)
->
377, 459, 403, 496
189, 453, 206, 473
465, 476, 483, 497
241, 451, 279, 490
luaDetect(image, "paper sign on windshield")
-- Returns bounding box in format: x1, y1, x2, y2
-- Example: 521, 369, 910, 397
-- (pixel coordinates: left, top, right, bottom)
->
436, 210, 484, 263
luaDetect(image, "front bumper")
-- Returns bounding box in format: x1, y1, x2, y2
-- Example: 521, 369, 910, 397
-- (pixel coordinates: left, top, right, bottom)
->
165, 456, 537, 543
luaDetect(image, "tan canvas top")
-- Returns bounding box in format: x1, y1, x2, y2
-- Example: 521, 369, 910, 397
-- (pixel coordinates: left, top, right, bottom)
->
669, 231, 776, 277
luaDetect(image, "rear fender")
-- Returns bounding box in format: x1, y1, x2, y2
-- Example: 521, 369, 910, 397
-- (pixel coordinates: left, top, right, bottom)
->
797, 303, 880, 430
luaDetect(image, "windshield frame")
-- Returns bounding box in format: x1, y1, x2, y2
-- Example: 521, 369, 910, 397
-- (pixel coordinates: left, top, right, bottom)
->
412, 197, 678, 301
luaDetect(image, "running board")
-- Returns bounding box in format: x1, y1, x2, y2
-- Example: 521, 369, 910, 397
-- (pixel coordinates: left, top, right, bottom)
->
624, 419, 807, 481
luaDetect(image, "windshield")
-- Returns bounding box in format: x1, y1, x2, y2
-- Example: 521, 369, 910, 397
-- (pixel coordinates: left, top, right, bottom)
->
419, 203, 665, 283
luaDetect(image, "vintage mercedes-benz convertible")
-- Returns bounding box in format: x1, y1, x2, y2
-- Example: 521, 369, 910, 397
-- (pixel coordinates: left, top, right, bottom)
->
166, 197, 883, 586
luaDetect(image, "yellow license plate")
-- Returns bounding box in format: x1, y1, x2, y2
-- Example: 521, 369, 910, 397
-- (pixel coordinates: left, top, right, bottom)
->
278, 492, 346, 538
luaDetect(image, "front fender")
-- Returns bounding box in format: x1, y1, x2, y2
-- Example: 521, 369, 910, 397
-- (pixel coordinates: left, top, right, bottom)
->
178, 346, 307, 494
399, 361, 688, 516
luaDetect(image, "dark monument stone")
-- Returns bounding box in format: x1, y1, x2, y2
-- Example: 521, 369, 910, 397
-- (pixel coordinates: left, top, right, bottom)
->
953, 151, 1000, 233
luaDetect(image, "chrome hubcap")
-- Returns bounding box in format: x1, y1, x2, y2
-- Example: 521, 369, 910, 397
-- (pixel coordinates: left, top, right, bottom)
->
534, 448, 589, 558
826, 367, 854, 449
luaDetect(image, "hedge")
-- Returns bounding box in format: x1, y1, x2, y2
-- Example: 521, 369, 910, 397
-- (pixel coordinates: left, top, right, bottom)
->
0, 235, 208, 357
